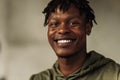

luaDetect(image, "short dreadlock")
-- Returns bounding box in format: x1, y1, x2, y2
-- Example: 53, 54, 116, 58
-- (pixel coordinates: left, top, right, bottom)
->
42, 0, 97, 26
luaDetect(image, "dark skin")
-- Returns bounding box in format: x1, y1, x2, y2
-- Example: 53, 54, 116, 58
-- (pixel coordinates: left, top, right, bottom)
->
47, 5, 92, 76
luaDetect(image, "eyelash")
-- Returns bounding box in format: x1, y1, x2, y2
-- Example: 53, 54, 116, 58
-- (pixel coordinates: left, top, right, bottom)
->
69, 21, 80, 26
49, 22, 59, 27
48, 21, 81, 28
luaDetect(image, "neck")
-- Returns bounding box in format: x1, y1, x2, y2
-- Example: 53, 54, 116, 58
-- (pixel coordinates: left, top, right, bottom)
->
58, 51, 86, 76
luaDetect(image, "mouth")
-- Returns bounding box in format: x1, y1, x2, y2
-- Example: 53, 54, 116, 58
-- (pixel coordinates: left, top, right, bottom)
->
57, 39, 75, 44
54, 38, 76, 46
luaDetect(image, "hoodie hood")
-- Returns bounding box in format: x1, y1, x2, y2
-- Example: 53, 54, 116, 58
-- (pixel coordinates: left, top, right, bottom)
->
78, 51, 113, 76
30, 51, 119, 80
53, 51, 114, 77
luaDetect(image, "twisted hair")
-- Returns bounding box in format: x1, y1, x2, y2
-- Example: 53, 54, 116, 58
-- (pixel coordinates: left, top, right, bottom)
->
42, 0, 97, 26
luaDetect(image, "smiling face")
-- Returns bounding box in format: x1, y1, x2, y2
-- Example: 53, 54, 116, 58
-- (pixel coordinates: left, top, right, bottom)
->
47, 5, 92, 58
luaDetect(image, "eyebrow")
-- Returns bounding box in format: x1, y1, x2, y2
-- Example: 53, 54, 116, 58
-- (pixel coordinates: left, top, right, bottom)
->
66, 15, 83, 20
49, 15, 83, 22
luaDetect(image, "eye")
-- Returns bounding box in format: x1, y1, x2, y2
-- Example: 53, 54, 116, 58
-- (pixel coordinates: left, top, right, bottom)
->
48, 22, 59, 28
69, 21, 81, 27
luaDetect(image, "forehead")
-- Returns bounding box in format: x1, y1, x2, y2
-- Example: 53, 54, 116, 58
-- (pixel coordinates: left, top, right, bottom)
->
56, 4, 79, 14
49, 5, 82, 19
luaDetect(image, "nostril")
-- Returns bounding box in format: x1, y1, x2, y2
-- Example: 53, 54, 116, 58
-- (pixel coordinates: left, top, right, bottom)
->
58, 28, 70, 34
58, 26, 70, 34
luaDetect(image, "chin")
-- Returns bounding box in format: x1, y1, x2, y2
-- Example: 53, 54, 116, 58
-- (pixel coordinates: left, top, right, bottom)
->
57, 54, 74, 58
56, 51, 76, 58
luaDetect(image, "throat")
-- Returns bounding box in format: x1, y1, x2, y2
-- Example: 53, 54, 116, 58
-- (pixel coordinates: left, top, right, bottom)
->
58, 52, 86, 76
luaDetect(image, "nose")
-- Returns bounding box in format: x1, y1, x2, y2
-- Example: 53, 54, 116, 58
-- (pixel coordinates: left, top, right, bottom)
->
58, 24, 70, 35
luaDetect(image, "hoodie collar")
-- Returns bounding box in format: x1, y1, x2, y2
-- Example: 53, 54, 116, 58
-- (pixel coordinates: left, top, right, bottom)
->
52, 51, 112, 78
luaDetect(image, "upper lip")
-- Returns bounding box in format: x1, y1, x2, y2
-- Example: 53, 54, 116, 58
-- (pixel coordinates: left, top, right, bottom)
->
54, 36, 76, 41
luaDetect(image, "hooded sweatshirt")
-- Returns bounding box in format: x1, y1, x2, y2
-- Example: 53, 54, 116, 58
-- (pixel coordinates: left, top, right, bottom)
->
30, 51, 120, 80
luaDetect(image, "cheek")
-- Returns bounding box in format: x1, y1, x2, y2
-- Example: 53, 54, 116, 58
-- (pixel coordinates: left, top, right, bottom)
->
48, 28, 53, 38
47, 29, 52, 44
73, 28, 86, 37
47, 28, 56, 44
48, 27, 56, 35
75, 30, 86, 44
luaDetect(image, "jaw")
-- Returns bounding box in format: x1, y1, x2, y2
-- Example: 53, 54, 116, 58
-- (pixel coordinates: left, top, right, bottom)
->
51, 38, 80, 58
49, 35, 87, 58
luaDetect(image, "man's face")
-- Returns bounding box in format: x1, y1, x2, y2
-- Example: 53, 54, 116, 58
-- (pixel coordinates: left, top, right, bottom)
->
47, 5, 92, 58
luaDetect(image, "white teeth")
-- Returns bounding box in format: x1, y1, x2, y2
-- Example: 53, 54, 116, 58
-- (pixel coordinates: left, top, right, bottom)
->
57, 40, 72, 44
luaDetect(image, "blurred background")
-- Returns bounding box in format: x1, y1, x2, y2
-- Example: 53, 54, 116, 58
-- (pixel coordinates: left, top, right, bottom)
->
0, 0, 120, 80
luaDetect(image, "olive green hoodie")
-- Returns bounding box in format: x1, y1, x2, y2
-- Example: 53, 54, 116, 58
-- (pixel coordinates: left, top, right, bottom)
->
30, 51, 120, 80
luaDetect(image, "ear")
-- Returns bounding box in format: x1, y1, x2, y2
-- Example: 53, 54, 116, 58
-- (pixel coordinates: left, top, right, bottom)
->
86, 23, 92, 35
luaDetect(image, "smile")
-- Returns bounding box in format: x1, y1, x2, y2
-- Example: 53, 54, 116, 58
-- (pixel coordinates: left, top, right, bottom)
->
57, 40, 72, 44
54, 39, 76, 48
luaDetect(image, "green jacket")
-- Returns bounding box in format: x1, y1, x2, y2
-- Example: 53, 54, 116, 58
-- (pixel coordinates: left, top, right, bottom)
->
30, 51, 120, 80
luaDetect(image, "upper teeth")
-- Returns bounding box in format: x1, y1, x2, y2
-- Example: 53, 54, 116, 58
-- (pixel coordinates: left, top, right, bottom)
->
58, 40, 71, 43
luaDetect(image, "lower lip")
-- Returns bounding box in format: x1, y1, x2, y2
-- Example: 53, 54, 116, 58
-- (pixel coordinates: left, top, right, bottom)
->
56, 40, 75, 48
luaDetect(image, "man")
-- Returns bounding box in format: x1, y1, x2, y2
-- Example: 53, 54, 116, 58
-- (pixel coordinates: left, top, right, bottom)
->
30, 0, 120, 80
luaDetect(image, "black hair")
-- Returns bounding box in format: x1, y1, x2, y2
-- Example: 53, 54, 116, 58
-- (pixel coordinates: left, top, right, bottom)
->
42, 0, 97, 26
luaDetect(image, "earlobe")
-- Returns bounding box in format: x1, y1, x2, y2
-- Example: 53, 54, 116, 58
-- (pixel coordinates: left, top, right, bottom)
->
86, 23, 92, 35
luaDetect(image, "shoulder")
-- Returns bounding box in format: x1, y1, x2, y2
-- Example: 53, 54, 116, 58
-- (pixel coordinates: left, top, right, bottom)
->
30, 69, 52, 80
88, 51, 120, 79
104, 61, 120, 72
101, 60, 120, 79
